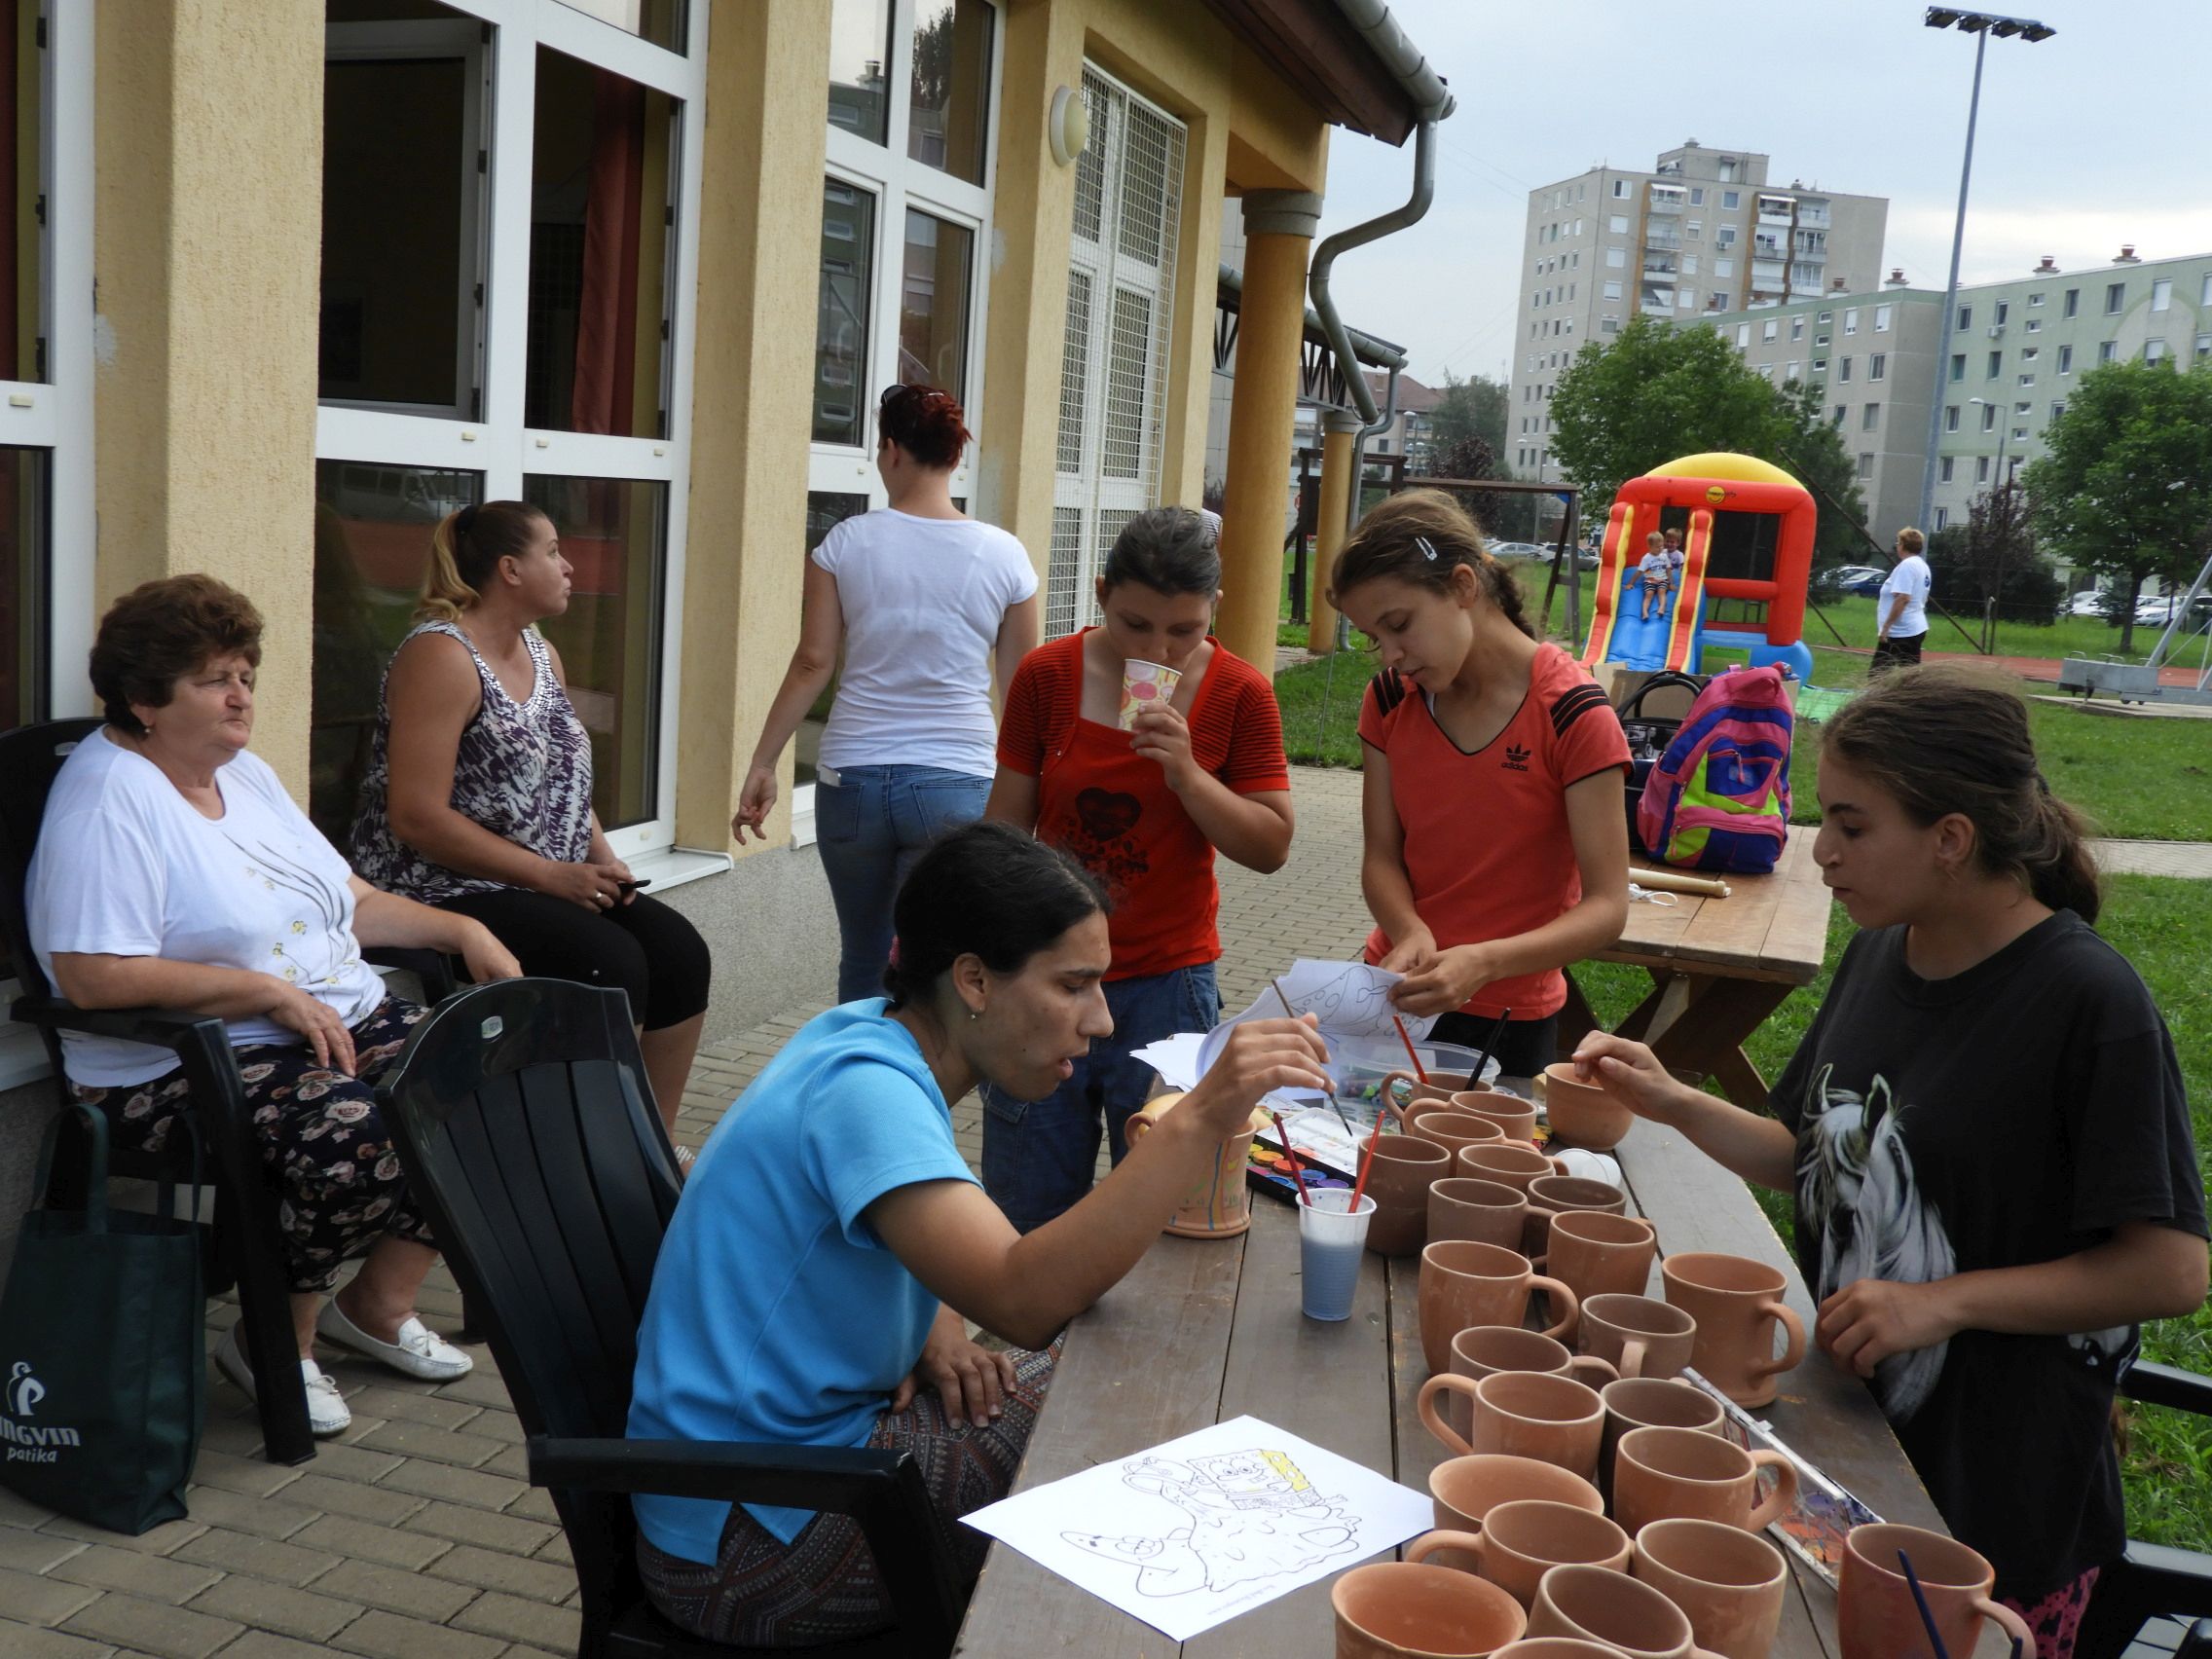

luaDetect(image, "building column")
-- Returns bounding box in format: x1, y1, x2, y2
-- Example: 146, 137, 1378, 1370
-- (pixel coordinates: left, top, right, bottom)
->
94, 0, 324, 790
1215, 190, 1316, 673
1307, 409, 1360, 652
672, 1, 830, 853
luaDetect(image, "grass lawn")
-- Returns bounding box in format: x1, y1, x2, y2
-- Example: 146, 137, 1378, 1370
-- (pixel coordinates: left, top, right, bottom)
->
1570, 874, 2212, 1553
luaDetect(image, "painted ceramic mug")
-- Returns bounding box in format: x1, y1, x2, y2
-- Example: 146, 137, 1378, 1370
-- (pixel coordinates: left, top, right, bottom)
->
1610, 1424, 1799, 1536
1122, 1092, 1267, 1238
1660, 1252, 1807, 1408
1419, 1240, 1580, 1375
1332, 1535, 1529, 1659
1633, 1517, 1791, 1659
1837, 1523, 2038, 1659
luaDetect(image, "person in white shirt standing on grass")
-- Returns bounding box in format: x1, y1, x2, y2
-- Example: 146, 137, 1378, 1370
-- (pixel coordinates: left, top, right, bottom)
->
1873, 527, 1935, 674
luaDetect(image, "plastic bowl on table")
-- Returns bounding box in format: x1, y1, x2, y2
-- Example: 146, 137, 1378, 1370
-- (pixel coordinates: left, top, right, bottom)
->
1331, 1037, 1504, 1107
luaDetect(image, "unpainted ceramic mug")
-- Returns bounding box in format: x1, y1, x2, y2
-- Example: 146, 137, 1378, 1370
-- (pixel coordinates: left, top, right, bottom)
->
1610, 1424, 1800, 1536
1419, 1240, 1580, 1375
1526, 1562, 1726, 1658
1633, 1517, 1791, 1659
1577, 1292, 1699, 1381
1660, 1252, 1806, 1408
1450, 1499, 1631, 1609
1332, 1533, 1529, 1658
1837, 1523, 2038, 1659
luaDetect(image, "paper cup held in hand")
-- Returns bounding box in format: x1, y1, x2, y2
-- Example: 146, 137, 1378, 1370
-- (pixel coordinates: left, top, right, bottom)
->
1119, 659, 1181, 729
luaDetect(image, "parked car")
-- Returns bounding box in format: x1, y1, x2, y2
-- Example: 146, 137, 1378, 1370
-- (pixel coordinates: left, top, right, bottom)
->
1488, 540, 1545, 561
2063, 590, 2116, 618
2134, 593, 2212, 627
1816, 564, 1888, 598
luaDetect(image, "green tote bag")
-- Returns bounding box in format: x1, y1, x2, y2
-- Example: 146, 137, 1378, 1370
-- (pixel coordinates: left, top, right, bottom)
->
0, 1102, 204, 1534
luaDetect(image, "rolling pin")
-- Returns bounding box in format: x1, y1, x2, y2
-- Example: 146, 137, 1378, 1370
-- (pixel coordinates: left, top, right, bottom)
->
1630, 867, 1733, 899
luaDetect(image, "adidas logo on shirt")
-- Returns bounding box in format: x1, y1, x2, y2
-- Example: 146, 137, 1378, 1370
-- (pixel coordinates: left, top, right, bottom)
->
1501, 743, 1530, 773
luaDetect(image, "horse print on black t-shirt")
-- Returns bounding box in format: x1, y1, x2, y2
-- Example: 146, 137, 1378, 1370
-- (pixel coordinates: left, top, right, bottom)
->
1795, 1065, 1959, 1423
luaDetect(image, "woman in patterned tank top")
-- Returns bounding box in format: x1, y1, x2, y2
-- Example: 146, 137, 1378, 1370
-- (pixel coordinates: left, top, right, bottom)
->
351, 501, 712, 1140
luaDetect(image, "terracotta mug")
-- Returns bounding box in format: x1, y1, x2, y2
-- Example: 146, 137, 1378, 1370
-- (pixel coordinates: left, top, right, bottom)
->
1434, 1327, 1618, 1447
1421, 1370, 1604, 1482
1408, 1110, 1509, 1162
1450, 1090, 1539, 1146
1599, 1376, 1726, 1499
1527, 1563, 1725, 1658
1121, 1093, 1267, 1237
1661, 1253, 1807, 1408
1453, 1500, 1631, 1610
1419, 1241, 1580, 1375
1384, 1074, 1458, 1123
1458, 1142, 1568, 1196
1521, 1175, 1626, 1259
1492, 1642, 1626, 1658
1577, 1292, 1699, 1380
1363, 1135, 1455, 1257
1429, 1453, 1604, 1541
1633, 1517, 1790, 1659
1333, 1536, 1529, 1659
1838, 1523, 2037, 1659
1429, 1178, 1530, 1252
1538, 1063, 1634, 1150
1611, 1425, 1799, 1536
1542, 1210, 1658, 1303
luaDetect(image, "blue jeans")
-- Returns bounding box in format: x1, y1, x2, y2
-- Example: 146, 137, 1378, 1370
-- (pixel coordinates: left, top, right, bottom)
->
815, 764, 992, 1005
979, 961, 1221, 1234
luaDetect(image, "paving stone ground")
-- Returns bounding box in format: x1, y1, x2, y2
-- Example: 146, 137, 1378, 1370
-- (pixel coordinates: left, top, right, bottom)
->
0, 768, 1373, 1659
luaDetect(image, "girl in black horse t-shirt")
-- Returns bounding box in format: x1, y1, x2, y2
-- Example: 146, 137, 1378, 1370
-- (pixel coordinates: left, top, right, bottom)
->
1571, 666, 2207, 1659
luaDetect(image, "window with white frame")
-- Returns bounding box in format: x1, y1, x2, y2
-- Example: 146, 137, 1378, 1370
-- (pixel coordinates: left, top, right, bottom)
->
1612, 178, 1629, 198
1935, 507, 1948, 530
2152, 277, 2172, 312
1939, 456, 1954, 482
1605, 245, 1625, 268
313, 0, 706, 856
1944, 405, 1959, 431
1875, 304, 1892, 331
1861, 403, 1878, 430
1868, 353, 1885, 381
1047, 62, 1184, 641
1607, 213, 1628, 234
1843, 309, 1858, 335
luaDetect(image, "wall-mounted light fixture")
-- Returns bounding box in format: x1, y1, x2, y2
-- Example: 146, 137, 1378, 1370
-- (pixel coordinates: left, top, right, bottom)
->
1048, 85, 1088, 166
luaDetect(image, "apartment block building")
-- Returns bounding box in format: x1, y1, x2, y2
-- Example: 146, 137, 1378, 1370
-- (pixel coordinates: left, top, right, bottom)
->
1703, 245, 2212, 541
1509, 141, 1888, 482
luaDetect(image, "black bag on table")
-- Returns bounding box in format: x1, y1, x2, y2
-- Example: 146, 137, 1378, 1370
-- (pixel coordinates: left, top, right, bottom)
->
0, 1103, 204, 1534
1614, 670, 1707, 858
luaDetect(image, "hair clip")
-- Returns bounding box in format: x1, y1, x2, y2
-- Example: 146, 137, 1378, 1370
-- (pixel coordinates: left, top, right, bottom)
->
1414, 535, 1439, 562
456, 503, 479, 535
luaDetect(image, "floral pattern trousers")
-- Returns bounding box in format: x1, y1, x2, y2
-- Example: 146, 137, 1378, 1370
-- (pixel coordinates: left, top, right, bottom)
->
69, 998, 436, 1293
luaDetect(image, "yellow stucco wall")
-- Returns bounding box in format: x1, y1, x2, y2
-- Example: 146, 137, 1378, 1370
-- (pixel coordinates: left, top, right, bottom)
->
93, 1, 324, 793
673, 0, 831, 852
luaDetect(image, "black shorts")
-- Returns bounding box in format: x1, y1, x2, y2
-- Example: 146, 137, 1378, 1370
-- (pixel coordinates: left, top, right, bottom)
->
1871, 633, 1926, 674
436, 888, 711, 1031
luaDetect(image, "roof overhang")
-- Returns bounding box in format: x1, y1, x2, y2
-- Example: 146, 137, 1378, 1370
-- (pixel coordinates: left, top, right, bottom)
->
1198, 0, 1451, 145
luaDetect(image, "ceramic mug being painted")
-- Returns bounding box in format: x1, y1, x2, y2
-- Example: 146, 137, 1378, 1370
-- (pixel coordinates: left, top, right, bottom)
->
1122, 1092, 1268, 1238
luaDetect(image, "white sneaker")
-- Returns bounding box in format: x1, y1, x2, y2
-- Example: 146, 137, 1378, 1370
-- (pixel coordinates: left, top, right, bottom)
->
213, 1322, 351, 1437
315, 1301, 474, 1382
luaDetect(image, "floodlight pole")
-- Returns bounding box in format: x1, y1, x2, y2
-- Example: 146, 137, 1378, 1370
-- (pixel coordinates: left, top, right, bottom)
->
1916, 25, 1986, 538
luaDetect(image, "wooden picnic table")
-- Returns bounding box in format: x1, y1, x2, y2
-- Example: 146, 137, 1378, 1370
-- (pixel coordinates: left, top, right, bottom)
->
1562, 823, 1833, 1113
954, 1093, 2006, 1657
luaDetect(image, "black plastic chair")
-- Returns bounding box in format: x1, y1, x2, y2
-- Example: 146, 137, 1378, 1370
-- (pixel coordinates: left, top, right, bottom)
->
376, 978, 965, 1659
0, 718, 461, 1467
2078, 1359, 2212, 1659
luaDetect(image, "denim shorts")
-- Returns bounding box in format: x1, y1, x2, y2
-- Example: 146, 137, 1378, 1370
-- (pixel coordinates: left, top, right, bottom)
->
978, 961, 1220, 1235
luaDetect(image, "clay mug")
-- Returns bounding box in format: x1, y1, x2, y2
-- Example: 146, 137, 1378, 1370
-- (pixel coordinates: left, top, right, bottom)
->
1361, 1134, 1455, 1258
1838, 1523, 2037, 1659
1491, 1643, 1626, 1658
1458, 1142, 1568, 1196
1452, 1500, 1632, 1610
1429, 1178, 1530, 1252
1407, 1110, 1509, 1162
1429, 1453, 1604, 1542
1599, 1376, 1725, 1499
1577, 1292, 1699, 1381
1538, 1062, 1635, 1150
1332, 1535, 1529, 1659
1383, 1073, 1458, 1123
1660, 1253, 1807, 1408
1419, 1240, 1581, 1374
1450, 1089, 1539, 1146
1433, 1327, 1618, 1447
1633, 1517, 1790, 1659
1527, 1563, 1726, 1658
1611, 1425, 1799, 1536
1121, 1093, 1267, 1238
1520, 1174, 1627, 1259
1421, 1370, 1605, 1482
1543, 1210, 1659, 1303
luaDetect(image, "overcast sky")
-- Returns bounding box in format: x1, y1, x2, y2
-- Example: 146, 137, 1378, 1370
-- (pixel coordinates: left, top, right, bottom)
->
1311, 0, 2212, 388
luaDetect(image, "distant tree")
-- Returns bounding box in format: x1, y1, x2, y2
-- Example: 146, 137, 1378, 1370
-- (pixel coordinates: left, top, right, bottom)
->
1767, 380, 1871, 571
1429, 432, 1513, 538
1927, 487, 2058, 627
2025, 358, 2212, 651
1426, 370, 1511, 463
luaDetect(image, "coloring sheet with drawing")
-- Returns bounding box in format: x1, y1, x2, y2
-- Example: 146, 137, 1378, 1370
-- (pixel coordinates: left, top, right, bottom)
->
961, 1415, 1433, 1641
1193, 959, 1441, 1108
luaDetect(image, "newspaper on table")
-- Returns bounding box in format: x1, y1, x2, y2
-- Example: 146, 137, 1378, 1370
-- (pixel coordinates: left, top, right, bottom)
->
962, 1415, 1433, 1642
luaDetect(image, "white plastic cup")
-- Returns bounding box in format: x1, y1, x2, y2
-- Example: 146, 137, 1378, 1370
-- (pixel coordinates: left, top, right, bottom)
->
1119, 659, 1182, 730
1299, 1190, 1377, 1321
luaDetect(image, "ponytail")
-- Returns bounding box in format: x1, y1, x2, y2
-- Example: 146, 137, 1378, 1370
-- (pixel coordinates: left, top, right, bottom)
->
1326, 488, 1536, 642
1820, 664, 2102, 923
415, 500, 549, 623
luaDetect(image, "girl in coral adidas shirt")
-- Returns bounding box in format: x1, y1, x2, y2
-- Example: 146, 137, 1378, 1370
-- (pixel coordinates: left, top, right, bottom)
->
1329, 490, 1631, 1079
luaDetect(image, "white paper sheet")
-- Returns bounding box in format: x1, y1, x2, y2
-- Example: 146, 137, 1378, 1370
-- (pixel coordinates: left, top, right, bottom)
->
1195, 959, 1440, 1110
961, 1415, 1434, 1642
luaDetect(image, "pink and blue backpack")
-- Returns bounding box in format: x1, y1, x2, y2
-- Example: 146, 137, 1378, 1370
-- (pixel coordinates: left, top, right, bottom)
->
1636, 665, 1794, 875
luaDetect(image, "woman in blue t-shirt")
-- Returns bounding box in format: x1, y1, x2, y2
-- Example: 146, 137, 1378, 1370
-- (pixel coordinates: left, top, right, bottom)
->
627, 821, 1329, 1647
1573, 666, 2207, 1659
